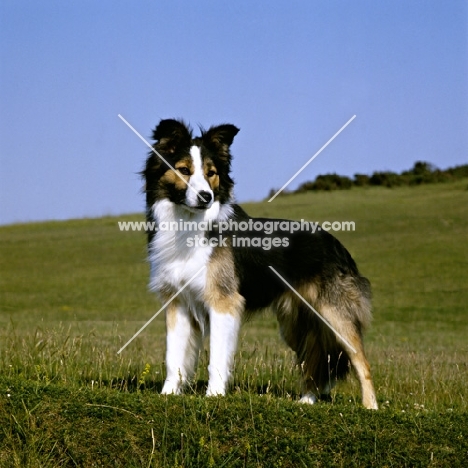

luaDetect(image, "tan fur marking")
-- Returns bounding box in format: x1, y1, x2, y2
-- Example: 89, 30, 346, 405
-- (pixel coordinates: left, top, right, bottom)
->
205, 246, 244, 316
165, 299, 180, 331
274, 283, 320, 353
275, 283, 319, 320
208, 175, 219, 192
346, 333, 377, 409
160, 169, 189, 191
157, 286, 183, 332
203, 159, 219, 191
175, 157, 193, 172
159, 290, 202, 335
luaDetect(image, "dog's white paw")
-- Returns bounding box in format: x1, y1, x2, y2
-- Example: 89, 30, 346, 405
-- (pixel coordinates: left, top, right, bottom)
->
206, 382, 226, 397
299, 393, 317, 405
161, 380, 182, 395
364, 396, 379, 410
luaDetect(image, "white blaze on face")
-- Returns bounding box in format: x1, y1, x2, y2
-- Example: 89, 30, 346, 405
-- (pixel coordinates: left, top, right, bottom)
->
185, 145, 213, 208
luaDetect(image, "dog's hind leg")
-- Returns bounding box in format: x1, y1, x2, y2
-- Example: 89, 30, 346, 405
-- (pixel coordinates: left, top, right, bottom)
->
340, 328, 378, 410
295, 326, 345, 405
276, 293, 377, 408
319, 304, 378, 410
161, 301, 202, 395
276, 301, 324, 403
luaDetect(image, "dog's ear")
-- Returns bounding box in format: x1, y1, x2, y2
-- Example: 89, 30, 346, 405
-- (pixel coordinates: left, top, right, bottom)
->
203, 124, 240, 159
152, 119, 192, 154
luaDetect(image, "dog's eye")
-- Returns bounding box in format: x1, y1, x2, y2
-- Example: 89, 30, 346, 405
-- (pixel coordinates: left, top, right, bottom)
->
178, 167, 191, 176
207, 170, 217, 177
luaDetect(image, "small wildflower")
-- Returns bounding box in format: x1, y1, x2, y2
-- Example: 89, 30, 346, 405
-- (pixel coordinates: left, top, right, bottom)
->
138, 363, 151, 386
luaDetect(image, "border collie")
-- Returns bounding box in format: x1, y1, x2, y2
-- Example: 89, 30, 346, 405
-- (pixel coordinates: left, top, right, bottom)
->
142, 119, 378, 409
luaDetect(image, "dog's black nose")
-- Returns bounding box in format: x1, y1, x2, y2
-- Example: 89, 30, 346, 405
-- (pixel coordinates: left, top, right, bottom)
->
197, 191, 212, 205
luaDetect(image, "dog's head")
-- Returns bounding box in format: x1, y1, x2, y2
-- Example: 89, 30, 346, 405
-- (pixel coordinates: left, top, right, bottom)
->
143, 119, 239, 214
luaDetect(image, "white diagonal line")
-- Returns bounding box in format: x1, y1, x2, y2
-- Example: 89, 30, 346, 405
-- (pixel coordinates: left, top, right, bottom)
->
117, 265, 206, 354
117, 114, 208, 203
268, 115, 356, 202
268, 266, 357, 354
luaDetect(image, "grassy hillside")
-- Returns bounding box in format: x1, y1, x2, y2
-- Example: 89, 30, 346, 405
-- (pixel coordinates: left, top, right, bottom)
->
1, 181, 467, 466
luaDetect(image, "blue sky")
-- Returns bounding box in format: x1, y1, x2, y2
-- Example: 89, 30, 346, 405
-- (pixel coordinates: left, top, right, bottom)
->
1, 0, 467, 224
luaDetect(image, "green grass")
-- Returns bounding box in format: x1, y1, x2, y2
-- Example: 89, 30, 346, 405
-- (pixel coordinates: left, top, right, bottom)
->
1, 181, 467, 466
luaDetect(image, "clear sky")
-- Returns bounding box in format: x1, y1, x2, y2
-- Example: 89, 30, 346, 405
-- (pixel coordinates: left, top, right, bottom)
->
1, 0, 467, 224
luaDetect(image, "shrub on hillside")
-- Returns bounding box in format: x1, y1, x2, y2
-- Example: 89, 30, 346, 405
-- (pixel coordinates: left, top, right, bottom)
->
297, 174, 352, 192
447, 164, 468, 179
369, 171, 403, 187
402, 161, 445, 185
353, 174, 370, 187
268, 162, 468, 197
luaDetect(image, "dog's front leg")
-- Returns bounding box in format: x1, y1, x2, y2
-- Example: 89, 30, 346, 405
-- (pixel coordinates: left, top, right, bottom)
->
206, 309, 241, 396
161, 302, 201, 395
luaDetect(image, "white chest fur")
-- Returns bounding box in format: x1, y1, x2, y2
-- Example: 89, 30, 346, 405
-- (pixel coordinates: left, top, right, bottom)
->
148, 199, 233, 302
